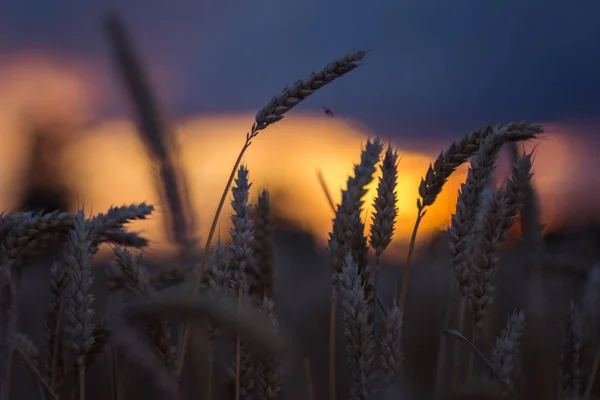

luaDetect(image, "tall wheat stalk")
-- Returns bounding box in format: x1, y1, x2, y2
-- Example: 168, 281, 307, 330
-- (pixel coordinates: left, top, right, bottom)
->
176, 50, 369, 379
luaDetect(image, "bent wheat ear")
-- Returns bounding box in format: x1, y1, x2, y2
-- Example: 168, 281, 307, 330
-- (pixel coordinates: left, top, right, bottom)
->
255, 50, 368, 130
400, 122, 541, 312
419, 122, 542, 208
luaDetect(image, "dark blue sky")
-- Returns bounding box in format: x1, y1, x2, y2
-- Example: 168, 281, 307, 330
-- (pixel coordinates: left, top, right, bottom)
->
2, 0, 600, 140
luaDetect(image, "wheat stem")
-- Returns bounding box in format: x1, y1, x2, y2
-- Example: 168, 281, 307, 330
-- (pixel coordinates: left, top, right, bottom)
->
399, 206, 424, 311
316, 169, 336, 212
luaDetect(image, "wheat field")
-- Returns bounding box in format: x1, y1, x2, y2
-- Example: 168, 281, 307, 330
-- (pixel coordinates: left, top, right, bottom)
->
1, 12, 600, 400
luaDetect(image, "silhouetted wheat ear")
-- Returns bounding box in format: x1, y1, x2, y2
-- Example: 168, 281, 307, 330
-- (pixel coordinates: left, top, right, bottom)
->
229, 165, 257, 293
63, 215, 95, 366
370, 145, 399, 258
504, 146, 534, 227
42, 261, 66, 392
0, 204, 152, 263
328, 138, 382, 308
449, 127, 509, 299
254, 50, 368, 131
252, 190, 275, 300
419, 122, 542, 209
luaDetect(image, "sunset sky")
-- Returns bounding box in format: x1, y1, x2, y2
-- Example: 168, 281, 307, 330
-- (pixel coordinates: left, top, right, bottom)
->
2, 0, 600, 138
0, 1, 599, 258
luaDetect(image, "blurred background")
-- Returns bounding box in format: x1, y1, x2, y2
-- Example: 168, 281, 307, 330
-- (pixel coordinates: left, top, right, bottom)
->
1, 0, 599, 262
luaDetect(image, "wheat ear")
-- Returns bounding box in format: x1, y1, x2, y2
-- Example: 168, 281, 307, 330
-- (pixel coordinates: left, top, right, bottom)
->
42, 261, 67, 394
328, 137, 382, 400
338, 253, 376, 400
369, 146, 398, 335
252, 190, 275, 300
177, 49, 368, 378
63, 214, 96, 400
0, 205, 152, 263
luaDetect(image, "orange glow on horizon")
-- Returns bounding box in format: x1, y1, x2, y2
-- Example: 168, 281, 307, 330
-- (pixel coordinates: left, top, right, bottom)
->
0, 53, 597, 261
57, 115, 467, 258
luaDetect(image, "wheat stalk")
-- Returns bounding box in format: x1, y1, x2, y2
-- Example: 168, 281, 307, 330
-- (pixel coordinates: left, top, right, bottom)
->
399, 122, 542, 311
177, 50, 368, 378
